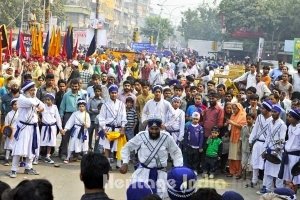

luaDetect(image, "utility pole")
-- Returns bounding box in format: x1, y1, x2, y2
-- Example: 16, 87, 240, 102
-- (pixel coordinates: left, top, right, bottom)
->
156, 6, 163, 47
135, 0, 138, 26
95, 0, 100, 47
20, 0, 26, 33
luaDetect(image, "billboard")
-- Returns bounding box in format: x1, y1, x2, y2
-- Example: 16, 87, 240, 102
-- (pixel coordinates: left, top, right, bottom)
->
131, 42, 157, 52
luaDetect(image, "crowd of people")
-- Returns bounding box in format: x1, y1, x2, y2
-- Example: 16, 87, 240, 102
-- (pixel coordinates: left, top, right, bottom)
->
0, 49, 300, 199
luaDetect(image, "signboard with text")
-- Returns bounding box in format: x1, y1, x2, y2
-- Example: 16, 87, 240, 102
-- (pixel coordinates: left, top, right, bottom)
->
131, 42, 157, 52
292, 38, 300, 68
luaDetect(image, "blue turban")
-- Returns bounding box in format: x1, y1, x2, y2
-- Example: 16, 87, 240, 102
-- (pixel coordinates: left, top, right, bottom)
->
222, 191, 244, 200
169, 79, 179, 86
44, 93, 55, 101
172, 96, 181, 102
262, 100, 273, 112
108, 84, 118, 93
77, 98, 86, 106
21, 80, 35, 93
272, 105, 282, 114
147, 118, 162, 128
289, 109, 300, 120
167, 167, 197, 200
126, 182, 153, 200
10, 98, 18, 106
152, 85, 163, 93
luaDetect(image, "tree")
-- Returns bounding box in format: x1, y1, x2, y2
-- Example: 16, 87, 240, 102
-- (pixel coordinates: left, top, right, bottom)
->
180, 6, 222, 41
141, 16, 174, 48
219, 0, 300, 55
0, 0, 66, 28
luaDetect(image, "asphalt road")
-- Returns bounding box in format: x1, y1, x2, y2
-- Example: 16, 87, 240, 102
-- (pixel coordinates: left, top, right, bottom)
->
1, 159, 295, 200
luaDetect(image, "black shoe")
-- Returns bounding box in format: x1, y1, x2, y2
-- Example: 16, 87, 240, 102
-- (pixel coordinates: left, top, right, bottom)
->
245, 182, 256, 188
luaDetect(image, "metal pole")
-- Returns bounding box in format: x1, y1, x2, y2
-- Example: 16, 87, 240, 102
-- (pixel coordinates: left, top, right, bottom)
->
19, 0, 25, 56
43, 0, 46, 30
20, 0, 25, 33
156, 6, 163, 47
95, 0, 100, 47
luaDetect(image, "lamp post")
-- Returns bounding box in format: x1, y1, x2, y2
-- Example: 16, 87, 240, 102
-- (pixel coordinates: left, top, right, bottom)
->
156, 0, 167, 47
165, 6, 182, 50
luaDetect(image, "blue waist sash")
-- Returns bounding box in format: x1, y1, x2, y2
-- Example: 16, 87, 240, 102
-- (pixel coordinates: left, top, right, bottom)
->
166, 129, 180, 133
140, 163, 164, 194
14, 121, 38, 155
98, 130, 105, 139
41, 122, 56, 142
70, 124, 87, 142
278, 150, 300, 179
106, 124, 121, 131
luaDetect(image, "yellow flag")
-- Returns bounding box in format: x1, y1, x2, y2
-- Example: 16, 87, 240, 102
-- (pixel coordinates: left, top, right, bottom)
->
31, 27, 36, 56
55, 28, 61, 57
37, 29, 43, 57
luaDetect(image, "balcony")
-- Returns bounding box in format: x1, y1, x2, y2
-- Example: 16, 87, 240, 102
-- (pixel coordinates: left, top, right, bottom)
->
64, 5, 91, 16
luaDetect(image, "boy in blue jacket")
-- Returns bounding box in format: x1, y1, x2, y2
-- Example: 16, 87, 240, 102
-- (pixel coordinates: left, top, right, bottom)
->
184, 112, 204, 175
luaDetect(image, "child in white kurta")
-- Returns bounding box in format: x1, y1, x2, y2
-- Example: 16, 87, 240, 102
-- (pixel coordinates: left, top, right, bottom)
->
164, 97, 185, 144
40, 93, 63, 164
3, 99, 19, 166
63, 99, 91, 163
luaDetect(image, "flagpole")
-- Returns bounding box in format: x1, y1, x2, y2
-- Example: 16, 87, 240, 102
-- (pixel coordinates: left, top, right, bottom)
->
19, 0, 25, 56
43, 0, 46, 31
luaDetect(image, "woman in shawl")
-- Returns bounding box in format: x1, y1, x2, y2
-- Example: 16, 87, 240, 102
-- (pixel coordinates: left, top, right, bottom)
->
219, 102, 232, 174
226, 103, 247, 178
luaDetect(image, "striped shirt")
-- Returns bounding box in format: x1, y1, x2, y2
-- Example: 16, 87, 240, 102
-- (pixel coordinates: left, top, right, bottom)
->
125, 108, 138, 130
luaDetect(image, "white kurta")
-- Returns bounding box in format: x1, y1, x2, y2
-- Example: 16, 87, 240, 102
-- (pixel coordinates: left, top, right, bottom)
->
256, 82, 271, 100
121, 131, 183, 198
249, 114, 273, 169
40, 105, 62, 147
97, 99, 127, 151
65, 111, 91, 153
283, 124, 300, 184
142, 99, 176, 124
164, 108, 185, 143
264, 118, 287, 177
4, 110, 19, 150
12, 94, 44, 159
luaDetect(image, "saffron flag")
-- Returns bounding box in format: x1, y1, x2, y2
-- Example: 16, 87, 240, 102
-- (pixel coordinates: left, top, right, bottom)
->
55, 28, 61, 57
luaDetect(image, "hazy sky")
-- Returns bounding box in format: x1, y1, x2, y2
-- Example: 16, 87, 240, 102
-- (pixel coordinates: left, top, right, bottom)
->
150, 0, 217, 25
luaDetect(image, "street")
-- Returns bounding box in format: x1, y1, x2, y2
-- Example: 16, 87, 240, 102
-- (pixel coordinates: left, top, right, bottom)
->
1, 159, 298, 200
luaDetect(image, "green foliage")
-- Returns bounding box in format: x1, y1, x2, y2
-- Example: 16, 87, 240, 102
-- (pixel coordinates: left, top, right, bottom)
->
0, 0, 65, 28
180, 6, 222, 41
219, 0, 300, 41
140, 16, 174, 48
